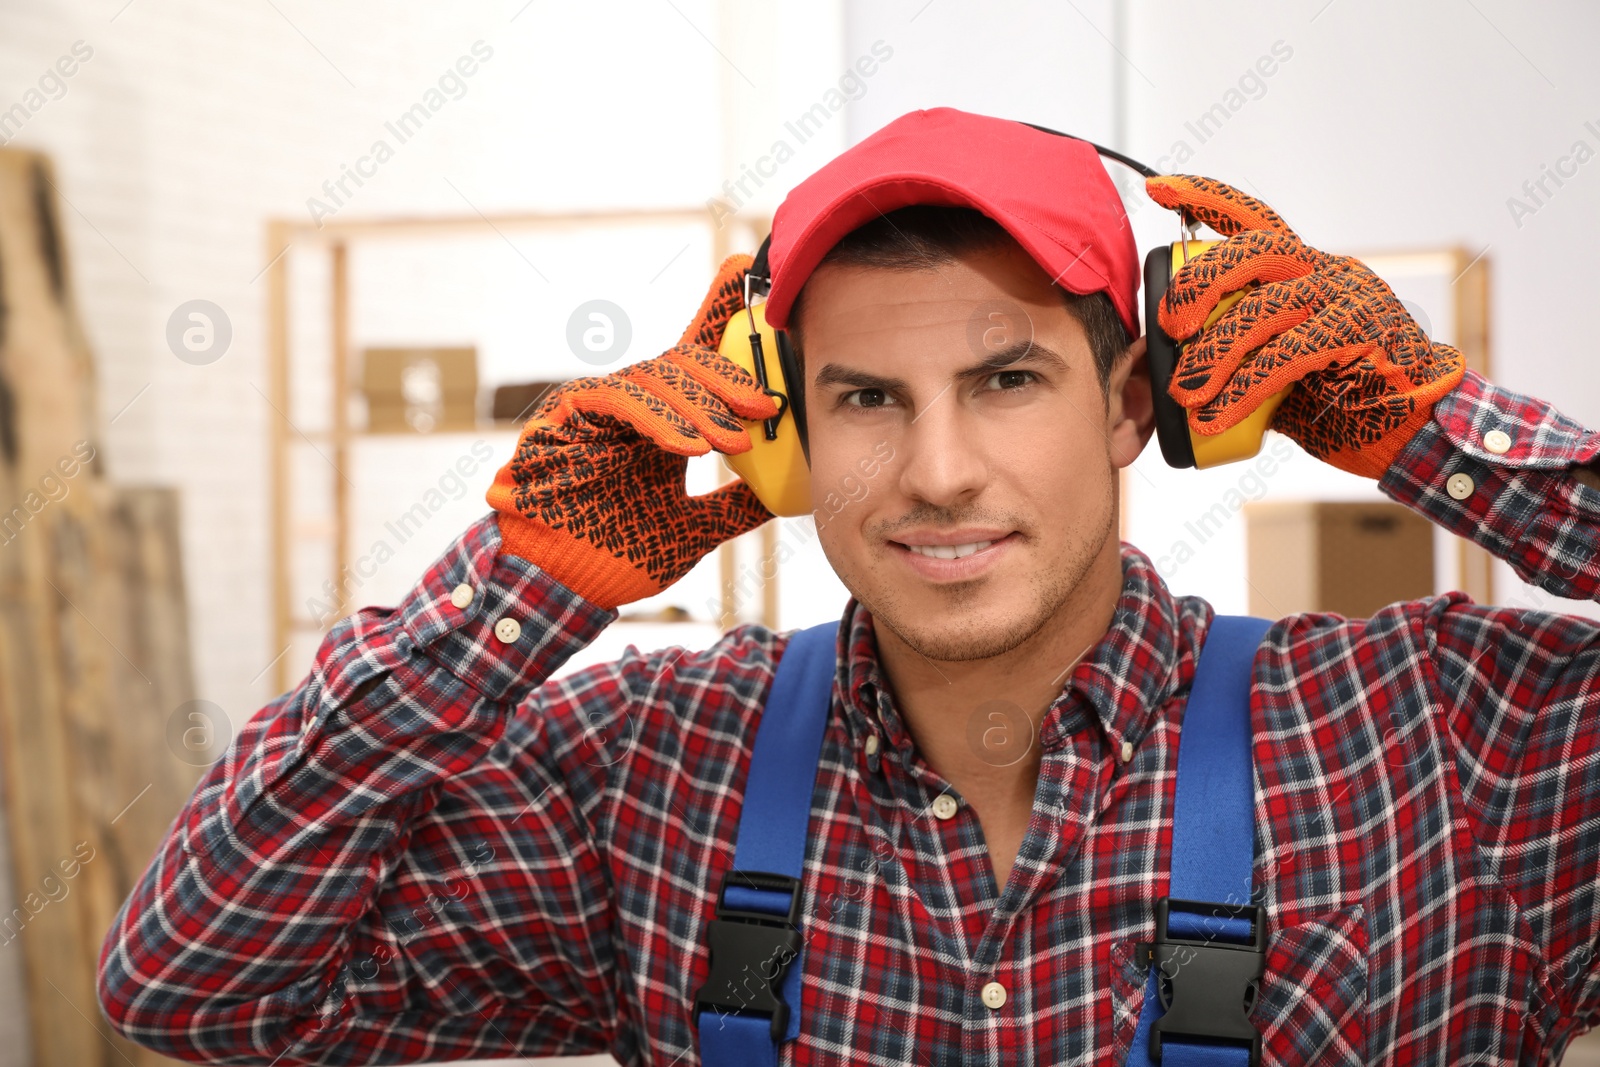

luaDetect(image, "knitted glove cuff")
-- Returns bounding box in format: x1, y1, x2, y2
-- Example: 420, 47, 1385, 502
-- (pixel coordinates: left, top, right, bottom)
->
493, 511, 658, 611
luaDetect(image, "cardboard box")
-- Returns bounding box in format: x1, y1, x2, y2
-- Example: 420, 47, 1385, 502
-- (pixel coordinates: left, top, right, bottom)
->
491, 381, 565, 424
361, 346, 477, 433
1244, 501, 1435, 618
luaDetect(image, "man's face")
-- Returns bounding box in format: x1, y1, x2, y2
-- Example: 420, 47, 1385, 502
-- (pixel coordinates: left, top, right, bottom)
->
796, 241, 1152, 663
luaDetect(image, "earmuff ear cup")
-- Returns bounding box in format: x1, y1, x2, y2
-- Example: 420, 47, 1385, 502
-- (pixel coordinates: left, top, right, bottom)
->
1142, 241, 1291, 469
1143, 247, 1197, 468
717, 301, 814, 517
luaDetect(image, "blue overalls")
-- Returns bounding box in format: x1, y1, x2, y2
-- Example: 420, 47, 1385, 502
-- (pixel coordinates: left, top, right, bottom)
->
694, 616, 1273, 1067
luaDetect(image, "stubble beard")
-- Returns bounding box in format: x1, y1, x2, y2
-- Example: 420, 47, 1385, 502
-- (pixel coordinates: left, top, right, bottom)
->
830, 493, 1117, 664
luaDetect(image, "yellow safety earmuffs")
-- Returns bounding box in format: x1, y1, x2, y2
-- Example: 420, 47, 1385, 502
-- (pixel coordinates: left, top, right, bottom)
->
719, 283, 814, 517
1142, 239, 1292, 469
720, 132, 1294, 518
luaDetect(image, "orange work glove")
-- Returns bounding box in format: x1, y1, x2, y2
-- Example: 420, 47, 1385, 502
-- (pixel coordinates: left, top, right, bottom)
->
486, 254, 779, 609
1145, 174, 1466, 479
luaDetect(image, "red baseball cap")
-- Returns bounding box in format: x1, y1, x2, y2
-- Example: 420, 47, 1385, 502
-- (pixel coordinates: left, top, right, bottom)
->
761, 107, 1140, 338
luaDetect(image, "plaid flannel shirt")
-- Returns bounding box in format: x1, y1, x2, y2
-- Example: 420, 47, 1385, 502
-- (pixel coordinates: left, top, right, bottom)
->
100, 370, 1600, 1065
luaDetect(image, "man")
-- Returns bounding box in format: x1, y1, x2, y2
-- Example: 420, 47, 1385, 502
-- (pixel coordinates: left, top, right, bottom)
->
100, 108, 1599, 1064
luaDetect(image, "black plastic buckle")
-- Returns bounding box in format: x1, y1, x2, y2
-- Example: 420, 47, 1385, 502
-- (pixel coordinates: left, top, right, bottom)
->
693, 870, 804, 1042
1136, 896, 1266, 1065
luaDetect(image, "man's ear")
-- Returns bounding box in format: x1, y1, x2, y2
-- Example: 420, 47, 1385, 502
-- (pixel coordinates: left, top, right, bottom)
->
1107, 335, 1155, 469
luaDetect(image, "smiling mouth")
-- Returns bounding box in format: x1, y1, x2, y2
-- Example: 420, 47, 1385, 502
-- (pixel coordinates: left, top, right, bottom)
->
902, 541, 995, 560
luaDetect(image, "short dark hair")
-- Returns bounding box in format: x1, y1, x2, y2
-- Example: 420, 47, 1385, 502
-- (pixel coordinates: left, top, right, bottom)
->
784, 204, 1132, 397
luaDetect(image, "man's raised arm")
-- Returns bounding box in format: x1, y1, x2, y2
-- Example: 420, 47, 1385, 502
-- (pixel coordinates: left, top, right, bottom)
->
97, 257, 779, 1063
1148, 172, 1600, 1042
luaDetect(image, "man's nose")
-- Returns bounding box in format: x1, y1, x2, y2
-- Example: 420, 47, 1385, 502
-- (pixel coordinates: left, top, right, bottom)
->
894, 390, 989, 508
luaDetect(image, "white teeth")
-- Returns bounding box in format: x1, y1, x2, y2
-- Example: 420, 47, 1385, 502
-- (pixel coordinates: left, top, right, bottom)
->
907, 540, 993, 560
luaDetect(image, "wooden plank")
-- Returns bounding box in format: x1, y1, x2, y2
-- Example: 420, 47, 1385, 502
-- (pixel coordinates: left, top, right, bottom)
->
330, 241, 350, 624
87, 487, 204, 936
0, 145, 115, 1067
266, 220, 292, 694
760, 522, 779, 630
1450, 247, 1496, 605
0, 728, 30, 1063
0, 148, 194, 1067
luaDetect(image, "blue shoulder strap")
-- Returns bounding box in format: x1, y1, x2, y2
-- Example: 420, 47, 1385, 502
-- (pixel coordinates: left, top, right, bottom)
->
1126, 614, 1273, 1067
696, 622, 837, 1067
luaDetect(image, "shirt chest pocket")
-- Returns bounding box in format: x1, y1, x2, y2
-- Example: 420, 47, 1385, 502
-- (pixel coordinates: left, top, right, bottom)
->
1110, 903, 1369, 1066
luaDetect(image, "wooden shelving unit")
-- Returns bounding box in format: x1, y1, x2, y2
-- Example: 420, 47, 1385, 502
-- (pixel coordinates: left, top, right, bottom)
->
263, 209, 780, 693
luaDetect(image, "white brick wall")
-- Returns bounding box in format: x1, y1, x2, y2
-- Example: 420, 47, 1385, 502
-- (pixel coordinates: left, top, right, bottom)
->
2, 0, 730, 724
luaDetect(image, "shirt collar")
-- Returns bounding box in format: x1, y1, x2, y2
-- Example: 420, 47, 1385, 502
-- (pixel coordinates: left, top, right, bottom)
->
833, 543, 1208, 756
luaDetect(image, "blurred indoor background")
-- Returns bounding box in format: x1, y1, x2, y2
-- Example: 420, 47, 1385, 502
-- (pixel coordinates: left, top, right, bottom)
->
0, 1, 1596, 1064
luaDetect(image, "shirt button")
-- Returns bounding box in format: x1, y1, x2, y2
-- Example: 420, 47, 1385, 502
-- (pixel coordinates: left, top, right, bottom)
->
1120, 740, 1134, 763
493, 617, 522, 644
1483, 429, 1511, 454
980, 981, 1007, 1009
450, 583, 475, 609
1446, 472, 1476, 500
931, 794, 959, 820
864, 734, 880, 756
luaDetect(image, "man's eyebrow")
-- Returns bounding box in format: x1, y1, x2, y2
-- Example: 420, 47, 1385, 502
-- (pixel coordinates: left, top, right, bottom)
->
812, 364, 909, 392
959, 340, 1069, 379
810, 341, 1069, 393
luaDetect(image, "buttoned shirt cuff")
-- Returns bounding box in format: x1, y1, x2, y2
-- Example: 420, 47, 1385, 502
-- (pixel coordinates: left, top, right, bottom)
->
198, 515, 618, 854
395, 512, 619, 704
1379, 369, 1600, 599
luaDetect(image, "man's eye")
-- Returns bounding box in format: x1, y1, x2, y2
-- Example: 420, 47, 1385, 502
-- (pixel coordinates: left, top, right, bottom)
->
985, 369, 1035, 391
844, 388, 894, 408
